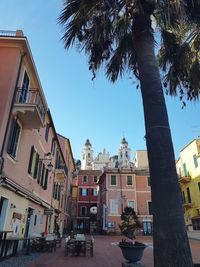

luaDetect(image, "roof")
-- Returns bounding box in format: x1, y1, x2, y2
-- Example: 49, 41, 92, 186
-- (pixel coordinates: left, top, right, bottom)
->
57, 133, 75, 169
78, 170, 102, 176
180, 138, 200, 153
121, 137, 128, 145
85, 139, 91, 146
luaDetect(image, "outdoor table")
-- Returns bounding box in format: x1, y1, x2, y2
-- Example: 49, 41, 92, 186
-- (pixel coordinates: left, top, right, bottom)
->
74, 234, 86, 256
0, 231, 13, 258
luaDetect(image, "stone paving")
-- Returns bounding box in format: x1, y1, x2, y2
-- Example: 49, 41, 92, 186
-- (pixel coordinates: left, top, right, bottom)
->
0, 235, 199, 267
0, 252, 40, 267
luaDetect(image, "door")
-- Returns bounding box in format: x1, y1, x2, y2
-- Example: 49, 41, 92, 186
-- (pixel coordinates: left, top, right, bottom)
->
0, 197, 8, 230
19, 71, 29, 103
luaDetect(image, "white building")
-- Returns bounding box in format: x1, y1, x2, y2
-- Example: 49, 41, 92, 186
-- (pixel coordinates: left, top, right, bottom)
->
81, 137, 133, 170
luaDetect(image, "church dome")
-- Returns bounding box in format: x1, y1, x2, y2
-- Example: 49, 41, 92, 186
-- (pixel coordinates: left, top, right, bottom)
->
85, 139, 91, 146
121, 137, 128, 145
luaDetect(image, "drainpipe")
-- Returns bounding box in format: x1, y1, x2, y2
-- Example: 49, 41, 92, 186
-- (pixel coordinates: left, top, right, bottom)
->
0, 52, 26, 176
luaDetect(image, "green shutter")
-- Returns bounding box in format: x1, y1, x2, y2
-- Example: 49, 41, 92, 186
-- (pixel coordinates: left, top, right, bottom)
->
33, 153, 39, 178
43, 169, 48, 190
40, 163, 45, 186
28, 146, 34, 174
37, 160, 42, 184
31, 151, 37, 176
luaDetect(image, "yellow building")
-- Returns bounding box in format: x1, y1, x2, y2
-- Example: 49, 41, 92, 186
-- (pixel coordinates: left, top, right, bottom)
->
176, 138, 200, 230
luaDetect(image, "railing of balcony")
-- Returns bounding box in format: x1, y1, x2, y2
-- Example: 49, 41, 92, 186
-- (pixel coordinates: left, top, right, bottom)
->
15, 88, 46, 122
0, 30, 17, 37
183, 197, 192, 205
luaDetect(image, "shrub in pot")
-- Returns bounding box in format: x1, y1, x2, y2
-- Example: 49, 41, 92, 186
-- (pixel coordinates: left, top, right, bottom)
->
118, 207, 147, 263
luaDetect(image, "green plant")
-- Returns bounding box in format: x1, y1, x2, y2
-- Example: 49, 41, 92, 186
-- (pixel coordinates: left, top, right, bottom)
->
118, 207, 142, 246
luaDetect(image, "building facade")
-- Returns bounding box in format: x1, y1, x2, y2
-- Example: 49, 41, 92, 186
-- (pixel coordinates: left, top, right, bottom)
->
0, 30, 72, 240
57, 134, 75, 233
76, 170, 102, 233
97, 167, 152, 235
176, 138, 200, 230
81, 137, 133, 171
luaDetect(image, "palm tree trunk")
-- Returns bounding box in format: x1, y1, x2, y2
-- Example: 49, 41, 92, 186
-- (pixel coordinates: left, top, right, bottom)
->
133, 15, 193, 267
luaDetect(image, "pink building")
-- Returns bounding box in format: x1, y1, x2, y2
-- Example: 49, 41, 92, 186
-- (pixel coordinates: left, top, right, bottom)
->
97, 168, 152, 235
0, 30, 72, 242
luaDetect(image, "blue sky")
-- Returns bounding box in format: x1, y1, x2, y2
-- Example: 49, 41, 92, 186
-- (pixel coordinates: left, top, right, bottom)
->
0, 0, 199, 160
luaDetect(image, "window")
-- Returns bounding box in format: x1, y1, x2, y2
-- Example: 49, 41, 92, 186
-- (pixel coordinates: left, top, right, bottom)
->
43, 169, 48, 190
110, 199, 118, 214
127, 200, 135, 209
193, 155, 198, 168
7, 119, 21, 158
182, 191, 186, 203
111, 175, 116, 185
127, 176, 133, 185
19, 71, 29, 103
147, 176, 151, 186
148, 201, 153, 215
83, 176, 88, 183
28, 146, 39, 178
34, 215, 37, 226
45, 123, 49, 142
93, 176, 97, 183
80, 188, 88, 196
198, 182, 200, 192
53, 183, 61, 200
81, 207, 86, 216
186, 187, 191, 203
0, 197, 6, 216
93, 188, 97, 196
183, 163, 187, 176
51, 138, 56, 155
55, 151, 62, 169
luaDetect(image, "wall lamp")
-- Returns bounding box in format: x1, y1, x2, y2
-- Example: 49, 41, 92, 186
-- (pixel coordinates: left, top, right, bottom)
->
40, 152, 53, 172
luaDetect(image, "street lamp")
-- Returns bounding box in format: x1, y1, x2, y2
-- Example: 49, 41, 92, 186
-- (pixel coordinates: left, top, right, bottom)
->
41, 152, 53, 172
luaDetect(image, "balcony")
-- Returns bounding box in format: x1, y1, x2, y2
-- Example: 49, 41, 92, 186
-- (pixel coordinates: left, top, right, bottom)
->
178, 175, 191, 184
13, 88, 46, 128
183, 201, 194, 208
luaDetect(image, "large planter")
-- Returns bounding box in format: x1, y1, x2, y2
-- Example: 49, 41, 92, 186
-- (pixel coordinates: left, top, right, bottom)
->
119, 243, 147, 263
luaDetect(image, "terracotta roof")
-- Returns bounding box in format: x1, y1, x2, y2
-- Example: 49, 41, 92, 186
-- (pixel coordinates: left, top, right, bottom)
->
78, 170, 102, 176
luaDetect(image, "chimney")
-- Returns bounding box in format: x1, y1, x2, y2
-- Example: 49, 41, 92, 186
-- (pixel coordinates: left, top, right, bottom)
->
16, 30, 24, 37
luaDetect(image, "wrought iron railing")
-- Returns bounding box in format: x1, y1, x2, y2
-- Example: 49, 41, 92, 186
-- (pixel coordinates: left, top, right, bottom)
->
15, 87, 46, 122
0, 30, 17, 37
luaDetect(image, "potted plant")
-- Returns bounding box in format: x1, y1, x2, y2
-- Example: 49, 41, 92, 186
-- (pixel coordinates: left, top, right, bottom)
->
118, 207, 147, 263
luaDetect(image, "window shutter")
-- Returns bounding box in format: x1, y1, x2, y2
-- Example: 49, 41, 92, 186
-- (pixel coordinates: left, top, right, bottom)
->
37, 160, 42, 184
33, 153, 39, 178
28, 146, 34, 174
12, 123, 20, 157
87, 189, 89, 195
7, 119, 15, 154
43, 169, 48, 190
40, 163, 45, 186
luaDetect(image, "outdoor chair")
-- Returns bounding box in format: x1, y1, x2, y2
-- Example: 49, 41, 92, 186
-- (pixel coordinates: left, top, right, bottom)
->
84, 236, 94, 257
64, 239, 76, 256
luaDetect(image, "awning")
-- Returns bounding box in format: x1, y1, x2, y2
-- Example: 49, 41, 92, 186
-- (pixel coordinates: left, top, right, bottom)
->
1, 175, 49, 207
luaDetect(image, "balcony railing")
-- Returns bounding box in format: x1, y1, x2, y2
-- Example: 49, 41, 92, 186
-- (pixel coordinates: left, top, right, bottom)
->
183, 197, 193, 208
0, 30, 17, 37
178, 175, 191, 184
15, 88, 46, 122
